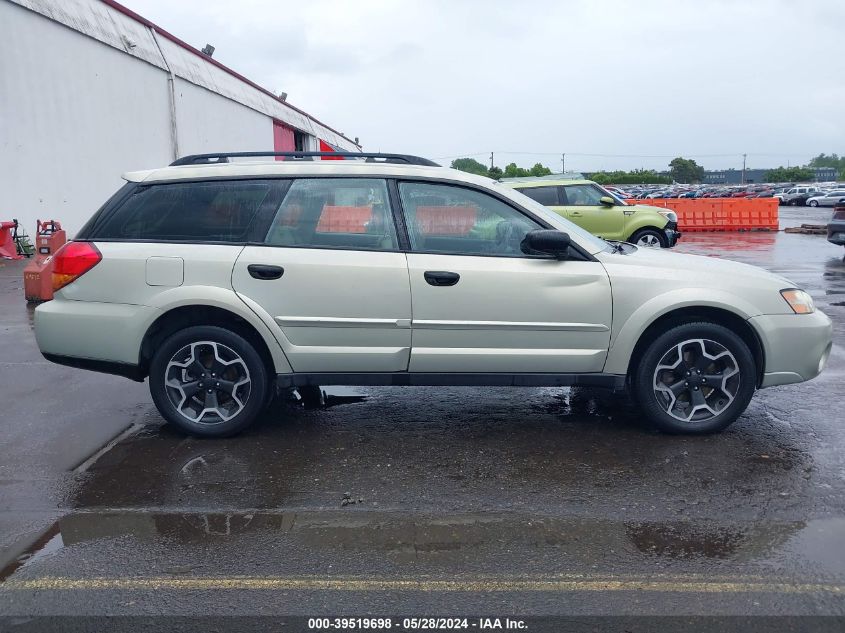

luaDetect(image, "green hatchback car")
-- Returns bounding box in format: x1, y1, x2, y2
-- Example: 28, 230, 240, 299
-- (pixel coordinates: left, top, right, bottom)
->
505, 178, 681, 248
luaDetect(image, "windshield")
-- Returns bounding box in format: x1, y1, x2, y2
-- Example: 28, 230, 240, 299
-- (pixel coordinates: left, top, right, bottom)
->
495, 184, 610, 253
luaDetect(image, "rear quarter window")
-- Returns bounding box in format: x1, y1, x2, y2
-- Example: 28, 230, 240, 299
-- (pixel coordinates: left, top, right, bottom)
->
93, 180, 280, 242
515, 186, 559, 206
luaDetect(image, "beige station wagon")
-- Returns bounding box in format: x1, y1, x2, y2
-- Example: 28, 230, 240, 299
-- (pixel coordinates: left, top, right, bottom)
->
35, 152, 833, 437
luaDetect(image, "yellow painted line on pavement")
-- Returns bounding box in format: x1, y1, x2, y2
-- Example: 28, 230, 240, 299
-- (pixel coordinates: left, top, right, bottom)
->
3, 575, 843, 594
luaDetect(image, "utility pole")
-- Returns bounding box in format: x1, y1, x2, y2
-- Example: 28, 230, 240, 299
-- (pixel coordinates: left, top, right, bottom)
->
490, 152, 494, 170
561, 153, 566, 174
741, 153, 747, 185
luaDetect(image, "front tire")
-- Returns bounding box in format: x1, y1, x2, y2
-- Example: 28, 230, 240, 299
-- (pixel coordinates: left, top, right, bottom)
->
808, 200, 819, 207
632, 322, 756, 434
149, 326, 268, 437
630, 228, 667, 248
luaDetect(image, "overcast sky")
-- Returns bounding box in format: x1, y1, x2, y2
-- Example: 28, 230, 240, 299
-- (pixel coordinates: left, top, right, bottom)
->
126, 0, 844, 173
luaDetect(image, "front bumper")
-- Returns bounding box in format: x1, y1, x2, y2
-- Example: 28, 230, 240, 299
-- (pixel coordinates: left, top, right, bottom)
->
827, 220, 845, 246
749, 310, 833, 387
664, 221, 681, 248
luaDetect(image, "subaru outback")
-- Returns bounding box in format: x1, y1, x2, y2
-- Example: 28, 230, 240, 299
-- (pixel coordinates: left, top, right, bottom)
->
35, 152, 833, 437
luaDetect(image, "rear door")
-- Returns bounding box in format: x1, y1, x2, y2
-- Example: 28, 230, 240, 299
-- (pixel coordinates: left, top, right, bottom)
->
232, 177, 412, 373
397, 180, 612, 374
559, 184, 626, 240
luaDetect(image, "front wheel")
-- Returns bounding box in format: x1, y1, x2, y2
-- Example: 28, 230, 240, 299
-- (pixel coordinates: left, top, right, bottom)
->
632, 322, 757, 434
149, 326, 268, 437
630, 228, 667, 248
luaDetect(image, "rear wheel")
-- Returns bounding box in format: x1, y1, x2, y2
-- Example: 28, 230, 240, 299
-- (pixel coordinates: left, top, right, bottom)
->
632, 322, 756, 434
630, 228, 667, 248
149, 326, 268, 437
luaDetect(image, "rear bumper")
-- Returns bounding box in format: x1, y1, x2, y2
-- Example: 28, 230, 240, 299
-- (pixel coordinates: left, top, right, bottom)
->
750, 310, 833, 387
35, 297, 159, 371
827, 220, 845, 246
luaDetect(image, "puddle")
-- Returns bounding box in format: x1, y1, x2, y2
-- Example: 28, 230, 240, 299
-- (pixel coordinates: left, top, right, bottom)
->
3, 511, 838, 581
0, 523, 63, 582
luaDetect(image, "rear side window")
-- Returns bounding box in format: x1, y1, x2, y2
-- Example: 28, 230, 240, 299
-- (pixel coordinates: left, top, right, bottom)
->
265, 178, 398, 251
516, 186, 559, 206
94, 180, 277, 242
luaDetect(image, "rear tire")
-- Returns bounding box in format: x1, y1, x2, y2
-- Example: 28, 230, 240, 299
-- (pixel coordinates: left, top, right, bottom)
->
149, 326, 268, 437
630, 228, 667, 248
631, 322, 756, 434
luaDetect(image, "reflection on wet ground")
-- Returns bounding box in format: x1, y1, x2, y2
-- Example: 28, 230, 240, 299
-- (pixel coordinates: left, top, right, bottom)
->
5, 506, 844, 579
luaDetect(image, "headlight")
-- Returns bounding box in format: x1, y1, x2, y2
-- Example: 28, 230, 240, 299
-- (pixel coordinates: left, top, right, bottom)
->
658, 210, 678, 223
780, 288, 815, 314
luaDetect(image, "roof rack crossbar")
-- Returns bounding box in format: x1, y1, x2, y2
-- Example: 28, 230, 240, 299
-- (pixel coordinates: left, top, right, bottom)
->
170, 152, 440, 167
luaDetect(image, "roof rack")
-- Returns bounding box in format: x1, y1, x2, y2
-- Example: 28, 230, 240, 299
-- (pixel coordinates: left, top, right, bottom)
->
170, 151, 440, 167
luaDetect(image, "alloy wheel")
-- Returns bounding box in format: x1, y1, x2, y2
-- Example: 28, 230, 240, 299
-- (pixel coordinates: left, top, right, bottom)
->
652, 338, 740, 423
164, 341, 252, 424
637, 233, 662, 247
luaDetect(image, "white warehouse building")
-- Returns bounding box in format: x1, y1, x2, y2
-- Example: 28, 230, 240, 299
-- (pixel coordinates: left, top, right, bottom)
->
0, 0, 361, 235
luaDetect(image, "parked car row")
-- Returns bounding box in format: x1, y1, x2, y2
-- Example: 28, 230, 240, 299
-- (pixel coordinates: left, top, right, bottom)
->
614, 182, 845, 207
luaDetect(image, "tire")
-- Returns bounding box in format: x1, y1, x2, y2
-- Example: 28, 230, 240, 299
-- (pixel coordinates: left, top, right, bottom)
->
630, 228, 667, 248
631, 322, 756, 434
808, 200, 819, 207
149, 325, 268, 437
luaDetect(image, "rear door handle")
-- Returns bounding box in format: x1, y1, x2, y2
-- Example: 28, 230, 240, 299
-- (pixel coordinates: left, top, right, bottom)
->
248, 264, 284, 280
424, 271, 460, 287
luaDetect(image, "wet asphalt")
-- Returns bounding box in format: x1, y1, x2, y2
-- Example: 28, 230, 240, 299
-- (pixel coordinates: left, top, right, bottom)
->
0, 207, 844, 621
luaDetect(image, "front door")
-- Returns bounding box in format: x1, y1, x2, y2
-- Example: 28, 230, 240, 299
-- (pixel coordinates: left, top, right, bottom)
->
559, 183, 626, 241
232, 177, 412, 373
396, 180, 612, 374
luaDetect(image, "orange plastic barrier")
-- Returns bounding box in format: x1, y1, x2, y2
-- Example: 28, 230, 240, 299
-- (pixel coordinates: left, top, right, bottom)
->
624, 198, 778, 232
316, 205, 373, 233
416, 205, 477, 235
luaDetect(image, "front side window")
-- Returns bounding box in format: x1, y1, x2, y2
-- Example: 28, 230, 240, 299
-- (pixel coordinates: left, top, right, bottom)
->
561, 184, 606, 206
398, 181, 542, 256
265, 178, 398, 251
95, 180, 276, 241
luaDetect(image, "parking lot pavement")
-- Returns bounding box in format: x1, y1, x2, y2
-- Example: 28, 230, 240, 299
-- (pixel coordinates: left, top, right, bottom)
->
0, 260, 150, 567
1, 215, 844, 619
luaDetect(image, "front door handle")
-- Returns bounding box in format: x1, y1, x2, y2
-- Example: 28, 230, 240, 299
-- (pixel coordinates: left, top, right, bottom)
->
248, 264, 284, 280
424, 271, 460, 287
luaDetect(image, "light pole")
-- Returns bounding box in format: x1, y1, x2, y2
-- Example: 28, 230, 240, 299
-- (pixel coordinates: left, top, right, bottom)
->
742, 153, 747, 185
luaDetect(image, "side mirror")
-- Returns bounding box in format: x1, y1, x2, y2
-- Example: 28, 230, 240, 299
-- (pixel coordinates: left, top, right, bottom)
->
521, 230, 571, 259
599, 196, 616, 206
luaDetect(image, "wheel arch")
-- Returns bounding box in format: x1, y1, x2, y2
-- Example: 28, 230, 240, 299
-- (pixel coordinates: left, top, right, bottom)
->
623, 306, 765, 388
138, 304, 286, 379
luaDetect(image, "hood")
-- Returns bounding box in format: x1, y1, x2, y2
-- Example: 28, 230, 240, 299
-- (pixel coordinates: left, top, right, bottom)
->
602, 245, 795, 287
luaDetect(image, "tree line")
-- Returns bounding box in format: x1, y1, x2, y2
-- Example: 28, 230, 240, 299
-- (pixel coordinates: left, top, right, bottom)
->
449, 153, 844, 184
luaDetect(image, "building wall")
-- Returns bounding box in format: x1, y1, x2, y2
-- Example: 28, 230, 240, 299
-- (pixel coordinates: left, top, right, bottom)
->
1, 0, 359, 235
173, 78, 272, 157
0, 0, 174, 234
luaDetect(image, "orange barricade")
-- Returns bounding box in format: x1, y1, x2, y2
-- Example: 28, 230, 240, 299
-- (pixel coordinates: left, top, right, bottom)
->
316, 205, 373, 233
416, 205, 477, 235
624, 198, 778, 232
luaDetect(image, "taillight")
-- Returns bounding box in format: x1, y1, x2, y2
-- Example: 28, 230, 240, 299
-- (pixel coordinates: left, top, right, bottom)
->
833, 207, 845, 221
52, 241, 102, 292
